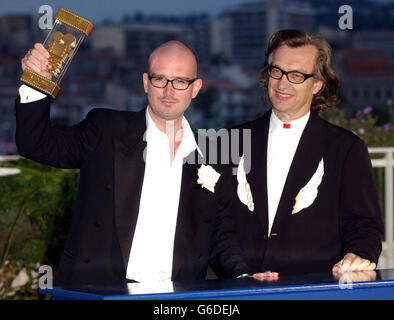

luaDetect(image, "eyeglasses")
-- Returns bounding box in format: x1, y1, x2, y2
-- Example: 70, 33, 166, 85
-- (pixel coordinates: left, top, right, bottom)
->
148, 75, 197, 90
268, 65, 314, 84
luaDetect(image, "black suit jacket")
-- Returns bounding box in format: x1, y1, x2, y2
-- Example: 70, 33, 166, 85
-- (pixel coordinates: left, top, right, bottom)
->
15, 96, 250, 285
231, 109, 383, 275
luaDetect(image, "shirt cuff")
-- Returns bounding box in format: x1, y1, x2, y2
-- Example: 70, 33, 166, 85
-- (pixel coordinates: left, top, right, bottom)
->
236, 273, 252, 278
19, 84, 47, 103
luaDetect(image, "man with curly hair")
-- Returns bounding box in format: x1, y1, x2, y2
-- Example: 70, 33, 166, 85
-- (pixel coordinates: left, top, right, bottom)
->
231, 29, 383, 276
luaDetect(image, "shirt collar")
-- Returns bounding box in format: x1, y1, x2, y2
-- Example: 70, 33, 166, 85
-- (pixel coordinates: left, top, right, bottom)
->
270, 110, 310, 134
145, 107, 202, 158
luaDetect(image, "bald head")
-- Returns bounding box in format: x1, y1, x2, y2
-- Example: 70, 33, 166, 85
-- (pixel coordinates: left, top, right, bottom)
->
142, 40, 203, 126
148, 41, 198, 77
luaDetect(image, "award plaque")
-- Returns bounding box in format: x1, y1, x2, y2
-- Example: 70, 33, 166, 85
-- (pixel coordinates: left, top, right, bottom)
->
20, 8, 93, 98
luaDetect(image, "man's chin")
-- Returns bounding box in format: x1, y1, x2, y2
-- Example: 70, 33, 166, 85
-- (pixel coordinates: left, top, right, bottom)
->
160, 112, 183, 122
156, 110, 184, 123
271, 104, 292, 115
149, 105, 181, 120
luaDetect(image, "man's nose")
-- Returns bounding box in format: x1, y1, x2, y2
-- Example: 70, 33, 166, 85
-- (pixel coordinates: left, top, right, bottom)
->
164, 81, 176, 95
276, 74, 291, 90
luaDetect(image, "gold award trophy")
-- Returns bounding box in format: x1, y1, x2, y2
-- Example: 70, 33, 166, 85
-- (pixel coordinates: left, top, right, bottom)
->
21, 8, 93, 98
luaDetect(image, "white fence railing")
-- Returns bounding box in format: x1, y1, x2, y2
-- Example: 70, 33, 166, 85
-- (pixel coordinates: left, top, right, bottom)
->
369, 147, 394, 268
0, 155, 22, 176
0, 155, 20, 162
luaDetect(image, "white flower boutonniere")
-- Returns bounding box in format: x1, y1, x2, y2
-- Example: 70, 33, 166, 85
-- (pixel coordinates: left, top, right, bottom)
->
237, 155, 254, 212
197, 164, 221, 193
292, 158, 324, 214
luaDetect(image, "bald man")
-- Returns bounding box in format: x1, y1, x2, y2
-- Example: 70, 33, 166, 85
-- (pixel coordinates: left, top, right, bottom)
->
15, 41, 274, 285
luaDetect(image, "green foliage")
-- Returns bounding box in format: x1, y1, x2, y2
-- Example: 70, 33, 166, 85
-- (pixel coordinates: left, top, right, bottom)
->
321, 104, 394, 148
0, 158, 78, 299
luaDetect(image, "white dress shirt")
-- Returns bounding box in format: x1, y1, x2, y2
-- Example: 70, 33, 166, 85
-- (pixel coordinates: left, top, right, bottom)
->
126, 109, 200, 283
19, 84, 47, 103
266, 111, 310, 236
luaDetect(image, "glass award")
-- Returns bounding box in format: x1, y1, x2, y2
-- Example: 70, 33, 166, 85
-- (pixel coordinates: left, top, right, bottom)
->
20, 8, 93, 98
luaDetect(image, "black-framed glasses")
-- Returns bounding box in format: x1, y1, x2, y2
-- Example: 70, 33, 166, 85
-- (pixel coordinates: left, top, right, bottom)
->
268, 65, 314, 84
148, 75, 197, 90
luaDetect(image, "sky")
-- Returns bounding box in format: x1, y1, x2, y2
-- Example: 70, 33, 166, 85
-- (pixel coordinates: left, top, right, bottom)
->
0, 0, 249, 23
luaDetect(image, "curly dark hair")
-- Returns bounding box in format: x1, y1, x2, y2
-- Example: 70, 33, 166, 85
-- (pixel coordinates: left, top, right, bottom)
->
260, 29, 340, 113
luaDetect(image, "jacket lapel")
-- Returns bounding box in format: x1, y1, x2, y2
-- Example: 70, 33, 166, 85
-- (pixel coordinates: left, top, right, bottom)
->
269, 111, 326, 235
247, 111, 271, 235
171, 151, 202, 279
113, 109, 147, 270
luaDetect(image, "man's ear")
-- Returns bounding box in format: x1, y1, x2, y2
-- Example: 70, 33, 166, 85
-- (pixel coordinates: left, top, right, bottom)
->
313, 79, 324, 95
191, 78, 203, 99
143, 73, 149, 93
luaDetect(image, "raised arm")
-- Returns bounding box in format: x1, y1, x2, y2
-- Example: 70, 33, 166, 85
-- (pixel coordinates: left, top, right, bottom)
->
16, 44, 103, 169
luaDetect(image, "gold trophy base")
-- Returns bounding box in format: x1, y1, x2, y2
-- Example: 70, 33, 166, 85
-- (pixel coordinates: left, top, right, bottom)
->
21, 69, 60, 99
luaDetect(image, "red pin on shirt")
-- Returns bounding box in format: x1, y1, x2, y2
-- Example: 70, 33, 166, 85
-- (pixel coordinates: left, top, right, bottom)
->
283, 123, 291, 129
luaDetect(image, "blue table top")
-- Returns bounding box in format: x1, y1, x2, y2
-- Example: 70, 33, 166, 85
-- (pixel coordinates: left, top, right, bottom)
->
40, 269, 394, 300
